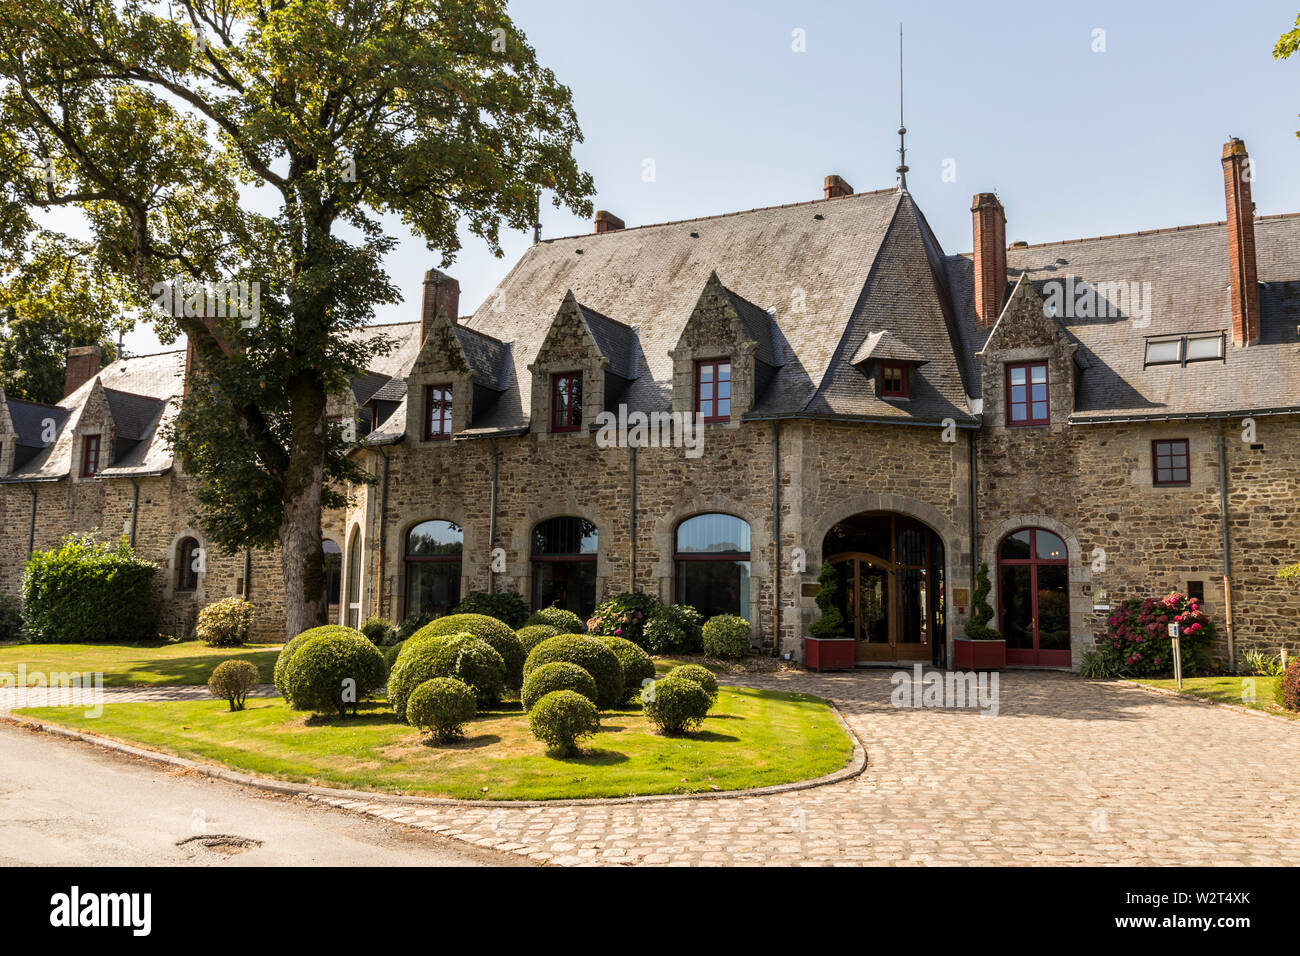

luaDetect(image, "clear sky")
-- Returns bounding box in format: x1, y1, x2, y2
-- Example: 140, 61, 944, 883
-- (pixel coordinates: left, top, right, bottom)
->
114, 0, 1300, 355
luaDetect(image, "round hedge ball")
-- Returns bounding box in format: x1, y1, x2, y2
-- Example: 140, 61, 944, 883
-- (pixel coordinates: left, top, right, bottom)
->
528, 689, 600, 755
406, 677, 477, 742
523, 607, 587, 634
387, 642, 443, 722
410, 614, 525, 690
642, 674, 712, 735
595, 636, 656, 703
383, 640, 406, 670
701, 614, 752, 659
521, 661, 599, 711
523, 636, 625, 710
274, 625, 365, 698
668, 663, 718, 703
516, 624, 563, 653
207, 659, 260, 711
430, 634, 506, 706
282, 628, 387, 716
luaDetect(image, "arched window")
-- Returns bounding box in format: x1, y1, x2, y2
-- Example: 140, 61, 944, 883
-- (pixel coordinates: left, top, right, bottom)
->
531, 517, 597, 618
405, 520, 463, 619
323, 539, 342, 609
176, 537, 201, 592
675, 513, 751, 620
997, 528, 1071, 667
345, 529, 364, 628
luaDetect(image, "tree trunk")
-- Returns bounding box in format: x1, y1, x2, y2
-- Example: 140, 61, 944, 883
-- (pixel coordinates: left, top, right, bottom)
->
278, 377, 329, 639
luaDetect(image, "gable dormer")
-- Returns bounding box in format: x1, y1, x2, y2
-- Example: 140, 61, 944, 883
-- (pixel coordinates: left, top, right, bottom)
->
528, 290, 639, 434
669, 272, 781, 423
72, 377, 116, 479
404, 308, 510, 442
850, 330, 929, 400
978, 273, 1078, 430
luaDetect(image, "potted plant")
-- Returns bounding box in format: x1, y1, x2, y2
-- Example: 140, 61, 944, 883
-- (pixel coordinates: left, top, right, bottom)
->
954, 561, 1006, 669
805, 561, 855, 671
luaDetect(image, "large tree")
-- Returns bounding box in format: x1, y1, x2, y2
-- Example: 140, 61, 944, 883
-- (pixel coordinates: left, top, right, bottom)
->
0, 0, 593, 637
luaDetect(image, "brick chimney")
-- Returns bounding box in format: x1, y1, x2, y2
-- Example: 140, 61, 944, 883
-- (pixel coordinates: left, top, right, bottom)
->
421, 268, 461, 342
1222, 137, 1260, 347
971, 193, 1008, 327
594, 210, 625, 234
824, 175, 854, 199
63, 345, 103, 398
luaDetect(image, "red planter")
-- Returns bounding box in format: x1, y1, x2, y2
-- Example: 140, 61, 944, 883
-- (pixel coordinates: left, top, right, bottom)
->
804, 637, 855, 672
953, 638, 1006, 670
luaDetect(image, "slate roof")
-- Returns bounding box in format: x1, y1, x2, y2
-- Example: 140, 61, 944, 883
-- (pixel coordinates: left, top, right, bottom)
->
350, 370, 390, 406
850, 329, 930, 366
104, 388, 166, 442
454, 324, 512, 392
576, 301, 640, 380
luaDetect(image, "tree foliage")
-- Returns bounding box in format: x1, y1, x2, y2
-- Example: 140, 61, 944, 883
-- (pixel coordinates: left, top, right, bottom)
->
1275, 15, 1300, 138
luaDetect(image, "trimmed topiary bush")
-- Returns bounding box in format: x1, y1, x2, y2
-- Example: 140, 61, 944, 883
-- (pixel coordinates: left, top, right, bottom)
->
528, 689, 600, 755
1277, 659, 1300, 712
524, 606, 586, 634
282, 628, 387, 716
407, 677, 477, 742
386, 642, 443, 722
274, 625, 365, 698
454, 590, 529, 629
523, 635, 625, 710
195, 597, 255, 647
361, 615, 395, 645
642, 674, 712, 734
412, 614, 525, 690
207, 659, 260, 711
670, 663, 719, 703
22, 534, 157, 643
702, 614, 752, 659
432, 635, 506, 706
521, 661, 599, 711
383, 640, 406, 670
594, 635, 656, 703
516, 624, 562, 653
809, 560, 848, 639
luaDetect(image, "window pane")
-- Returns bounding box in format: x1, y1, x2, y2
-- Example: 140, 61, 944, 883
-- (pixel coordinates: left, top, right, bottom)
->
1036, 565, 1070, 649
407, 561, 461, 618
1000, 530, 1031, 559
677, 559, 750, 621
699, 365, 713, 382
1009, 367, 1026, 386
1030, 364, 1047, 384
407, 520, 463, 556
1035, 530, 1067, 560
717, 397, 730, 417
718, 363, 731, 381
1185, 335, 1222, 361
1032, 401, 1048, 419
323, 539, 342, 605
532, 517, 598, 555
999, 565, 1034, 648
675, 514, 751, 554
532, 559, 597, 619
1146, 339, 1181, 364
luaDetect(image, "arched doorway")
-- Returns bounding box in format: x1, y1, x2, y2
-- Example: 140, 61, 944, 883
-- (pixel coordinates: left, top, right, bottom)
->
997, 528, 1071, 667
531, 517, 598, 618
822, 512, 945, 664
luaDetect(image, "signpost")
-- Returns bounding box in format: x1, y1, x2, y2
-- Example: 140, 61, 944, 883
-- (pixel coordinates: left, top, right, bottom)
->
1167, 622, 1182, 690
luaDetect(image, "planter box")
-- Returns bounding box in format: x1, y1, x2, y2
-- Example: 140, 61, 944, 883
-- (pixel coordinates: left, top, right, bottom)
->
804, 637, 855, 672
953, 638, 1006, 670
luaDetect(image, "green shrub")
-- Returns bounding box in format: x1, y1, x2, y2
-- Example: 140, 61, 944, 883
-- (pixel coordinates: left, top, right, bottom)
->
524, 606, 587, 634
361, 615, 396, 645
702, 614, 751, 659
1277, 660, 1300, 712
1078, 650, 1118, 679
383, 640, 406, 670
0, 593, 25, 642
642, 674, 712, 734
195, 597, 255, 647
1242, 648, 1285, 678
386, 643, 443, 722
963, 562, 1001, 640
21, 534, 157, 643
670, 663, 719, 703
207, 659, 260, 711
809, 560, 848, 639
588, 592, 661, 645
433, 635, 506, 706
521, 661, 599, 711
523, 636, 625, 710
528, 690, 600, 755
274, 625, 363, 698
516, 624, 562, 653
282, 629, 387, 716
594, 635, 656, 702
412, 614, 525, 690
643, 604, 703, 653
407, 677, 477, 742
394, 611, 436, 642
454, 590, 529, 629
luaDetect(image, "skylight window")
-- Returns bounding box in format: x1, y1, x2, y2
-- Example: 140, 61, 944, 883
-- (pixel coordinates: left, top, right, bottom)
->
1145, 339, 1182, 366
1185, 334, 1224, 362
1144, 333, 1225, 368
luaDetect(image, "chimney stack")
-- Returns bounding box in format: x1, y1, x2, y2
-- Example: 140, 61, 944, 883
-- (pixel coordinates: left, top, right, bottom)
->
1222, 137, 1260, 347
971, 193, 1008, 327
63, 345, 103, 398
594, 210, 625, 234
421, 268, 461, 342
824, 175, 854, 199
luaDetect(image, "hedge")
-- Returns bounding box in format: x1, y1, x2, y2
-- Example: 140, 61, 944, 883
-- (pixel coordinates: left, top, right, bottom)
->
594, 636, 656, 703
521, 661, 599, 711
702, 614, 752, 659
407, 677, 477, 742
523, 636, 625, 710
282, 628, 387, 716
528, 690, 600, 755
274, 625, 364, 698
516, 624, 562, 653
642, 674, 712, 734
524, 606, 586, 634
195, 597, 255, 647
669, 663, 719, 703
411, 614, 525, 690
22, 534, 157, 643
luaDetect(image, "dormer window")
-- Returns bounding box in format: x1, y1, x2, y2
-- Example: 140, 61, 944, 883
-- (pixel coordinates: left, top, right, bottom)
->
695, 359, 731, 422
551, 372, 583, 432
1006, 362, 1049, 426
81, 434, 101, 477
881, 362, 909, 398
423, 384, 452, 441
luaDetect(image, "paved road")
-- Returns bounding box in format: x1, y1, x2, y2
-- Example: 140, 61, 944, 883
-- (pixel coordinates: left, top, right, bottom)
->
0, 722, 521, 867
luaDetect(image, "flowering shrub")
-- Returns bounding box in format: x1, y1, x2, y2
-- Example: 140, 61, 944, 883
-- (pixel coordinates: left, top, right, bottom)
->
1276, 660, 1300, 712
588, 591, 661, 647
643, 604, 703, 653
195, 597, 255, 646
1097, 591, 1216, 677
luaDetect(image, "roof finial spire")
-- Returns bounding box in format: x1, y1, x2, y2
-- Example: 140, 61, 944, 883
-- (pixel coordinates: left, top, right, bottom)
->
896, 23, 909, 191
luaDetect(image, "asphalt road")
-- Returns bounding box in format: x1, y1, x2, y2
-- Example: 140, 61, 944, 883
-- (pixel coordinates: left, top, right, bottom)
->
0, 722, 524, 867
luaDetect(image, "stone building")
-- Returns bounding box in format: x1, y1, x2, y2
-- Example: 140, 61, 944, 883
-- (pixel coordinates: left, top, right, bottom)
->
2, 138, 1297, 667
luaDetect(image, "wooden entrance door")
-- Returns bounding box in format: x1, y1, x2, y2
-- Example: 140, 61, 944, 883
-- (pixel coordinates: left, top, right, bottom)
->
828, 552, 932, 662
997, 528, 1072, 667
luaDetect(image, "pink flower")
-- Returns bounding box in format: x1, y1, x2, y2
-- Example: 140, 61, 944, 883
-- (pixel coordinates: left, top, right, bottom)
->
614, 628, 622, 635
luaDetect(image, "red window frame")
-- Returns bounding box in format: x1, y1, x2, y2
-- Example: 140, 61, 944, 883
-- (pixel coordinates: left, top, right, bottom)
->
1005, 361, 1050, 426
550, 371, 583, 432
81, 434, 101, 477
423, 384, 452, 441
694, 358, 732, 423
1152, 439, 1190, 486
881, 362, 909, 398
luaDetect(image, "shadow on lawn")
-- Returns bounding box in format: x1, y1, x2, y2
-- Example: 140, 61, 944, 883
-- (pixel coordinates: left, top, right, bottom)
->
122, 650, 277, 685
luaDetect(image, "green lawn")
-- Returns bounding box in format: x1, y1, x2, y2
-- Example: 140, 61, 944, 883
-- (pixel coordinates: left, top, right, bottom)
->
0, 641, 282, 687
1134, 675, 1296, 719
17, 687, 854, 800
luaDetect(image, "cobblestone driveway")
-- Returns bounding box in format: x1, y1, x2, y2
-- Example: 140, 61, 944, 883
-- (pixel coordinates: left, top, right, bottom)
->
319, 670, 1300, 866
